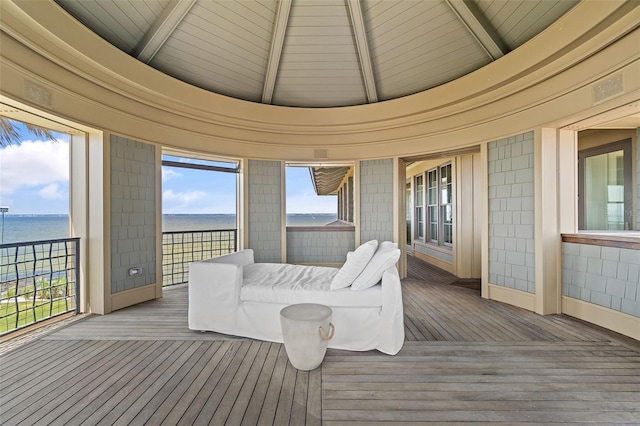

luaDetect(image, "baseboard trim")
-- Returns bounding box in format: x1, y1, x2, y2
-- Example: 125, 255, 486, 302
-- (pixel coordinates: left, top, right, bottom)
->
111, 284, 159, 312
487, 284, 535, 312
414, 251, 454, 275
562, 296, 640, 341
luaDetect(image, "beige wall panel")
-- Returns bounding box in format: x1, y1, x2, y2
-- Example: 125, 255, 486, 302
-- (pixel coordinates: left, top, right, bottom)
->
454, 154, 481, 278
535, 128, 561, 315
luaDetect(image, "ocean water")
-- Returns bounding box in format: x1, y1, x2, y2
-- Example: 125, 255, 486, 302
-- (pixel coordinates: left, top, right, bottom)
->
0, 213, 338, 244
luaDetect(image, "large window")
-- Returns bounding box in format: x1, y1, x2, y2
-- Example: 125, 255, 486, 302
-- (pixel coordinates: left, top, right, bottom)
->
412, 163, 453, 247
415, 174, 424, 240
578, 139, 632, 230
427, 169, 437, 243
440, 164, 453, 246
285, 166, 338, 226
406, 181, 412, 245
426, 163, 452, 246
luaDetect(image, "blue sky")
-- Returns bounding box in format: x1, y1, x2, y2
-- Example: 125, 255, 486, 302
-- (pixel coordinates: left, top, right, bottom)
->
0, 119, 336, 214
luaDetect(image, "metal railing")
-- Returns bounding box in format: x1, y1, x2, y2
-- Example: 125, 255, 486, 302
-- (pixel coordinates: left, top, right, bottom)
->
162, 229, 237, 286
0, 238, 80, 336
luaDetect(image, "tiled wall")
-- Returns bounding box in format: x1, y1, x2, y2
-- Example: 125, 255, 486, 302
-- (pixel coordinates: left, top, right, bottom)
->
360, 159, 393, 243
488, 131, 536, 293
562, 242, 640, 318
286, 230, 355, 264
248, 160, 282, 263
110, 135, 156, 294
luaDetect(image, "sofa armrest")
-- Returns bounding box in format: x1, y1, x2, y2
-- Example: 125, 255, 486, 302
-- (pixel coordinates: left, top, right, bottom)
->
379, 266, 404, 354
199, 248, 254, 267
188, 250, 252, 331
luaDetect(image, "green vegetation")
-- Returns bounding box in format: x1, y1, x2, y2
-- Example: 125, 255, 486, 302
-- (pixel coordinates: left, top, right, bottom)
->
0, 277, 74, 335
0, 299, 72, 334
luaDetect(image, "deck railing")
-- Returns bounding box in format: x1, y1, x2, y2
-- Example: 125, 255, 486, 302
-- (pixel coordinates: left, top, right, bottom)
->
0, 238, 80, 336
162, 229, 237, 286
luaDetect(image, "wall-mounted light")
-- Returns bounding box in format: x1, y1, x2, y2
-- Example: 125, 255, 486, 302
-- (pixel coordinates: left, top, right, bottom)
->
128, 267, 143, 277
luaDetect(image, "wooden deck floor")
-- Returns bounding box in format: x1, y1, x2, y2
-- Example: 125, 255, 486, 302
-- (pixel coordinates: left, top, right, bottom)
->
1, 256, 639, 424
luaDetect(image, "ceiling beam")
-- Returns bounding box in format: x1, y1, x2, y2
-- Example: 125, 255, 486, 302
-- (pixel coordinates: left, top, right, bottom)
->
134, 0, 196, 64
262, 0, 292, 104
445, 0, 508, 60
347, 0, 378, 103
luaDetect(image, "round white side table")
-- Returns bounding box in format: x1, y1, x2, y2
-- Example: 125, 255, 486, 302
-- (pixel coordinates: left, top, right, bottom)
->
280, 303, 334, 371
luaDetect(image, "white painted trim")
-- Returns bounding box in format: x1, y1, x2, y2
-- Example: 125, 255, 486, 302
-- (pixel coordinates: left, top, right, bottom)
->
562, 296, 640, 341
480, 143, 489, 298
280, 161, 287, 263
558, 130, 578, 234
487, 284, 536, 312
472, 153, 482, 279
111, 284, 158, 312
393, 157, 407, 278
155, 145, 163, 299
414, 251, 454, 275
445, 0, 507, 60
262, 0, 291, 104
354, 161, 361, 247
70, 133, 88, 313
134, 0, 196, 63
239, 159, 249, 251
347, 0, 378, 103
88, 132, 110, 314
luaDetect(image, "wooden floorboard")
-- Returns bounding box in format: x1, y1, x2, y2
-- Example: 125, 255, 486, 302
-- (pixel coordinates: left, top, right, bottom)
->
1, 255, 639, 424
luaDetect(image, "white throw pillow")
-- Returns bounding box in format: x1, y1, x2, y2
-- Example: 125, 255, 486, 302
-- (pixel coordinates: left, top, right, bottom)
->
330, 240, 378, 290
351, 242, 400, 290
379, 241, 398, 250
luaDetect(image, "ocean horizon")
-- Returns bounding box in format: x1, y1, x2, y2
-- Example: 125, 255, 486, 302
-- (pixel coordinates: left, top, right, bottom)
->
0, 213, 338, 244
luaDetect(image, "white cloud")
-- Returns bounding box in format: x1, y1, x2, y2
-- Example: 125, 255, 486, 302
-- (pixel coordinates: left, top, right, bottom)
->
162, 168, 181, 182
38, 183, 65, 200
0, 139, 69, 194
162, 189, 210, 214
163, 189, 206, 203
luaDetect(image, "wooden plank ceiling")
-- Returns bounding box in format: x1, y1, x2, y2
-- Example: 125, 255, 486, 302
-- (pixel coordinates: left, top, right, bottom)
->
55, 0, 578, 108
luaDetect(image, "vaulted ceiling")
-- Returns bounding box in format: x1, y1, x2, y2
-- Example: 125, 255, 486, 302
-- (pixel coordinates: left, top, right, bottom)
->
55, 0, 579, 108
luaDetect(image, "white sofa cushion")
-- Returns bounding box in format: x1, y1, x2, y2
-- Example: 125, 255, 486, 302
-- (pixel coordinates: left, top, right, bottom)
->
330, 239, 378, 290
241, 263, 382, 307
352, 241, 400, 290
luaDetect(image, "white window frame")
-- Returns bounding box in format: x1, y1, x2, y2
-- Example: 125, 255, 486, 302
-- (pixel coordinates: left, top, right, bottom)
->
425, 163, 453, 248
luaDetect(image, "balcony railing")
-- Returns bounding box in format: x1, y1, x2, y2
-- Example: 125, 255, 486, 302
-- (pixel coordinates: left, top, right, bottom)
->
162, 229, 237, 286
0, 238, 80, 336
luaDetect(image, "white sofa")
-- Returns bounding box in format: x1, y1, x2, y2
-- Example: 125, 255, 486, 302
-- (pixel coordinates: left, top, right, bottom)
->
188, 248, 404, 355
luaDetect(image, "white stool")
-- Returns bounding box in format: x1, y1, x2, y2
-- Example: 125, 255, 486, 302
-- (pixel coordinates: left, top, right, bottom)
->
280, 303, 334, 371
